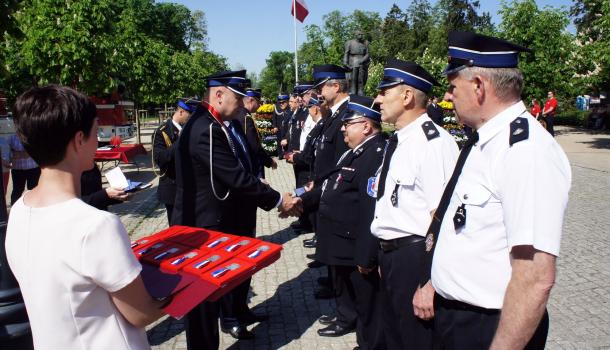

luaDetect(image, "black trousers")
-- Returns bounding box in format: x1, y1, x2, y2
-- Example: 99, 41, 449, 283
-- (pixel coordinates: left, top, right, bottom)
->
185, 301, 220, 350
220, 277, 252, 329
164, 203, 174, 225
10, 167, 41, 204
546, 115, 555, 136
434, 295, 549, 349
332, 265, 385, 350
379, 240, 433, 350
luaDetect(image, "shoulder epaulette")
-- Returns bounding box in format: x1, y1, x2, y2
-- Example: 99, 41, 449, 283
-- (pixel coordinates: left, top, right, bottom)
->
421, 121, 440, 141
509, 117, 529, 146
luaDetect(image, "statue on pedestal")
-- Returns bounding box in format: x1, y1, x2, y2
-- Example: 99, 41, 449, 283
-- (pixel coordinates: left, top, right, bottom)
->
343, 31, 370, 95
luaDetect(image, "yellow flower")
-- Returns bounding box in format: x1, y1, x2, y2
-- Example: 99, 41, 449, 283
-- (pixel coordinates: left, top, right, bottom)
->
257, 104, 274, 114
438, 101, 454, 110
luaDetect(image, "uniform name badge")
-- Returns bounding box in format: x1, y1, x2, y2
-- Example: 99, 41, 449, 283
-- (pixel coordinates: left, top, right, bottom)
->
367, 176, 378, 198
453, 204, 467, 230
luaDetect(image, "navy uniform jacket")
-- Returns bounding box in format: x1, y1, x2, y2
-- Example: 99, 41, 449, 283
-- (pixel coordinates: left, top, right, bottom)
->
272, 105, 288, 141
171, 104, 281, 233
293, 117, 325, 175
81, 163, 120, 211
287, 107, 308, 152
312, 100, 350, 185
235, 108, 273, 178
301, 133, 385, 267
153, 119, 180, 205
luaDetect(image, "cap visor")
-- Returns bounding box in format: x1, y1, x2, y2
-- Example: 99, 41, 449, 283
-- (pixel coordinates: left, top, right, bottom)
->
442, 63, 467, 76
312, 78, 330, 90
376, 79, 402, 90
227, 86, 247, 97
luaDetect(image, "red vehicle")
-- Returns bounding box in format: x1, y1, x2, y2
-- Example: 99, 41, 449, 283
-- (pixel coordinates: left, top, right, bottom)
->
90, 93, 135, 143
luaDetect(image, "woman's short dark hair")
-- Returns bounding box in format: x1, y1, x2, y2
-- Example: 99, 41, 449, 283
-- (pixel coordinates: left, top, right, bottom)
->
13, 85, 97, 167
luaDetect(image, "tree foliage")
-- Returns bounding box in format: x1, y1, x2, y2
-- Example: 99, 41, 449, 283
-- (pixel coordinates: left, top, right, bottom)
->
259, 51, 295, 98
499, 0, 580, 100
0, 0, 226, 104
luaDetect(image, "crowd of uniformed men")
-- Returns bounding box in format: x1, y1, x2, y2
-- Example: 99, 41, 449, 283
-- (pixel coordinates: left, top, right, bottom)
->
152, 31, 571, 350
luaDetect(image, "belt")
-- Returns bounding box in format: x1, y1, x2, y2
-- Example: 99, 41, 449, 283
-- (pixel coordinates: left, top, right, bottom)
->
379, 235, 424, 252
435, 295, 500, 315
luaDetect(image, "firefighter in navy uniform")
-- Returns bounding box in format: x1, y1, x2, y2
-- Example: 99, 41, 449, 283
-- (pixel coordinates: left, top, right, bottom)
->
235, 87, 277, 178
298, 96, 385, 348
287, 83, 315, 233
152, 99, 196, 224
310, 64, 351, 186
171, 70, 301, 350
272, 94, 289, 158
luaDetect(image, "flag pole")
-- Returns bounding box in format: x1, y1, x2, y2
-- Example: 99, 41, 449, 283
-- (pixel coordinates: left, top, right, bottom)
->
293, 0, 299, 84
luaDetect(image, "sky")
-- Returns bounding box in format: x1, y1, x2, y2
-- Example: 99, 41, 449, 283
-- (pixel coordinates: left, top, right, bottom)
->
165, 0, 575, 75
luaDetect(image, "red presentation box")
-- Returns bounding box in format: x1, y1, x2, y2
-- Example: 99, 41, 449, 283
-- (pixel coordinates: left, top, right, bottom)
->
141, 243, 191, 266
200, 257, 256, 302
131, 236, 161, 253
132, 226, 283, 318
133, 241, 169, 259
236, 241, 283, 272
159, 248, 204, 273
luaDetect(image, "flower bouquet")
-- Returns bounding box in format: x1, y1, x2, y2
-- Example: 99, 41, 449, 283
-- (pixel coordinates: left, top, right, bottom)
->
439, 101, 469, 148
255, 104, 277, 155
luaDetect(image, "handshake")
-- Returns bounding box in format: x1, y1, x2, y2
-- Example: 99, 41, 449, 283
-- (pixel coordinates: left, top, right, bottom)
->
278, 192, 303, 218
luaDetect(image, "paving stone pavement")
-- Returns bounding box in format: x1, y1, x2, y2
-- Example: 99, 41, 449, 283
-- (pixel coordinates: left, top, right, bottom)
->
109, 125, 609, 350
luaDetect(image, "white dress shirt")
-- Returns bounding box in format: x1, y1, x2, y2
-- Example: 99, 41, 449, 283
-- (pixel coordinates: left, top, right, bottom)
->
432, 101, 572, 309
371, 113, 459, 240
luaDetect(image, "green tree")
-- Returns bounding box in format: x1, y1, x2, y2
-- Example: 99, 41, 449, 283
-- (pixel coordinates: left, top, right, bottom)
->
570, 0, 610, 91
377, 5, 412, 61
499, 0, 581, 100
14, 0, 118, 92
259, 51, 295, 99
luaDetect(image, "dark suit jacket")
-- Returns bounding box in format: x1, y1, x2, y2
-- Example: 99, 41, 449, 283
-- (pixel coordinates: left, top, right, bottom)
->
427, 103, 444, 127
235, 108, 273, 178
301, 133, 384, 267
171, 104, 281, 234
311, 100, 350, 185
293, 118, 325, 173
81, 164, 120, 211
153, 119, 180, 204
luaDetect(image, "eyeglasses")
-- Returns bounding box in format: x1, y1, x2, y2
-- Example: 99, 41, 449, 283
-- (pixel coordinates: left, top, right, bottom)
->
342, 120, 367, 128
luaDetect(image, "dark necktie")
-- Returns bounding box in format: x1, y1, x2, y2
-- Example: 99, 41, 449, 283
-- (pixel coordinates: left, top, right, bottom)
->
376, 133, 399, 201
228, 121, 253, 174
419, 131, 479, 286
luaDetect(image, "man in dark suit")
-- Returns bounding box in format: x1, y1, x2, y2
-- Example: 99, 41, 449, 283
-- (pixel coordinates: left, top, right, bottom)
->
426, 96, 444, 126
152, 99, 195, 223
297, 96, 385, 347
287, 83, 315, 234
272, 94, 289, 158
236, 87, 277, 178
310, 65, 351, 186
172, 70, 302, 350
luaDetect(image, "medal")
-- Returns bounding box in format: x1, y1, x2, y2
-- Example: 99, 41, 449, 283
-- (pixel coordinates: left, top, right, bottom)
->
453, 204, 467, 230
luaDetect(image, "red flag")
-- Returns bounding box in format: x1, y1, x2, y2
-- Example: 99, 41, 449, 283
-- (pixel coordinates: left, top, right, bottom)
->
291, 0, 309, 23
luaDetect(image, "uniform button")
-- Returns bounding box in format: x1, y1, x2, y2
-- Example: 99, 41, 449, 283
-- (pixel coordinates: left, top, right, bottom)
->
463, 194, 469, 200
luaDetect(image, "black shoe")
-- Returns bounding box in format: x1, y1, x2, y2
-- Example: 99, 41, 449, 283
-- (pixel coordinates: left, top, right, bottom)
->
308, 260, 324, 268
303, 238, 316, 248
317, 276, 331, 287
241, 312, 268, 325
317, 323, 354, 337
221, 325, 255, 340
314, 287, 335, 299
306, 253, 316, 260
318, 314, 337, 325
